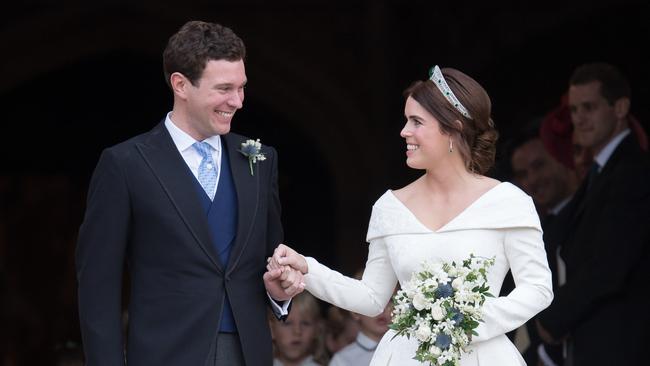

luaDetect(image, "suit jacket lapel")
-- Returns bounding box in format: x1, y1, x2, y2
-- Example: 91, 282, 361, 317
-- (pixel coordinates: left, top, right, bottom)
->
135, 122, 223, 272
223, 134, 259, 275
566, 134, 635, 234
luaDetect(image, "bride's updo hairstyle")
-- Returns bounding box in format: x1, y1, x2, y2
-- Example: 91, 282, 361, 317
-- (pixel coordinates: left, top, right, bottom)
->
404, 66, 498, 175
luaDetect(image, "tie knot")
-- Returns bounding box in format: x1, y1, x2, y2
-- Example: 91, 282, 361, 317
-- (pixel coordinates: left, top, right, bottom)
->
193, 141, 214, 158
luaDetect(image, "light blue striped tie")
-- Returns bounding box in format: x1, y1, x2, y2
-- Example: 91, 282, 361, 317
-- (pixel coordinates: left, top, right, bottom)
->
193, 141, 218, 200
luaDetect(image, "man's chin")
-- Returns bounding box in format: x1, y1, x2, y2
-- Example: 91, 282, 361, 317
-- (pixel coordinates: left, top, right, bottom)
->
212, 125, 231, 135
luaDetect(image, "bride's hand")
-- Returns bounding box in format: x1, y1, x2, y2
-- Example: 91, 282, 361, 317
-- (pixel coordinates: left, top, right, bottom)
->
272, 243, 308, 274
266, 256, 282, 271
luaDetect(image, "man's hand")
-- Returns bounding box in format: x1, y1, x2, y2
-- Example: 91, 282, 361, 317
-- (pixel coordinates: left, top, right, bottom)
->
271, 243, 308, 274
263, 266, 305, 301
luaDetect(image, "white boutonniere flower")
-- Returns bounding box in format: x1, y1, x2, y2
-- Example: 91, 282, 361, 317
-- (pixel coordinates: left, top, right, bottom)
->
239, 139, 266, 176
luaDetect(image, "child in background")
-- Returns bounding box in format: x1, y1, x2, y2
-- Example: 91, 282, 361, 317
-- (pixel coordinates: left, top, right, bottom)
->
270, 292, 329, 366
328, 269, 392, 366
324, 306, 359, 357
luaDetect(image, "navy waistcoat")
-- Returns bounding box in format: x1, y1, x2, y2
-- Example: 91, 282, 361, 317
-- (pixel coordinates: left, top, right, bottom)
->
191, 146, 238, 333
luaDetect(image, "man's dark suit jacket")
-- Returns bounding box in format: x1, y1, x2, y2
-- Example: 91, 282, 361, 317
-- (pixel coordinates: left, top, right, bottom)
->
76, 122, 283, 365
538, 133, 650, 365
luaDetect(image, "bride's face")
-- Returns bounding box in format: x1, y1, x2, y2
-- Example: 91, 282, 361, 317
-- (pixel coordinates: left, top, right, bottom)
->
400, 96, 449, 170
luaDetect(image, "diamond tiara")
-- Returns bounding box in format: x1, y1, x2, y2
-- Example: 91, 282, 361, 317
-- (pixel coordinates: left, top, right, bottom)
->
429, 65, 473, 120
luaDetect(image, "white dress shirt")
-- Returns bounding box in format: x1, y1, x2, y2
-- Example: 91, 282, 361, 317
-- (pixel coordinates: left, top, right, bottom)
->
164, 113, 222, 198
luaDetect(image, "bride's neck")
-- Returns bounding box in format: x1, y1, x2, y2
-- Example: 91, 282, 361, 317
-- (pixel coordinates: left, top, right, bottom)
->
421, 165, 478, 196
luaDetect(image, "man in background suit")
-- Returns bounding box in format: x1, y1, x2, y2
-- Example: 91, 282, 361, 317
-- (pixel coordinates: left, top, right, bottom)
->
508, 113, 578, 365
76, 21, 303, 366
536, 63, 650, 366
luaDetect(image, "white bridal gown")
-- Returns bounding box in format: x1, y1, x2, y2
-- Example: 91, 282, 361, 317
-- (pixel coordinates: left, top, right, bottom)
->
304, 182, 553, 366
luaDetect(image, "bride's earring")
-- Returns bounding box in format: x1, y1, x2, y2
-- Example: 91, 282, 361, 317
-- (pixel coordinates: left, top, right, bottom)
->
449, 138, 453, 153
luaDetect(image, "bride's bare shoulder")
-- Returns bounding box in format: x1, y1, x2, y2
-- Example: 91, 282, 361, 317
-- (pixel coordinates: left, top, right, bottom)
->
478, 176, 501, 190
392, 177, 423, 201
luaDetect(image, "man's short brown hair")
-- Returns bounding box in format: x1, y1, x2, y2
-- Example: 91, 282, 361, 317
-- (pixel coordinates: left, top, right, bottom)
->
162, 20, 246, 88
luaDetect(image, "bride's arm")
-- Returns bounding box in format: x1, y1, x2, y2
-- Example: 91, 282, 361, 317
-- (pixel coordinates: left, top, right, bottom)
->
274, 239, 398, 317
472, 226, 554, 343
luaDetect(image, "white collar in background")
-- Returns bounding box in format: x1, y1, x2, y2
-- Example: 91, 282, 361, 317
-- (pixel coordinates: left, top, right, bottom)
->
356, 331, 379, 351
594, 128, 630, 171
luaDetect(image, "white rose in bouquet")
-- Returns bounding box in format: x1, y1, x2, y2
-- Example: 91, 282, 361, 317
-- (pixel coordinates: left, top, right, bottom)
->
415, 323, 432, 342
431, 304, 446, 321
412, 292, 428, 311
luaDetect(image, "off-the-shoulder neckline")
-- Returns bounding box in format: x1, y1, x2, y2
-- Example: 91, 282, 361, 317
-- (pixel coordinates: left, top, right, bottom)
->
387, 182, 509, 233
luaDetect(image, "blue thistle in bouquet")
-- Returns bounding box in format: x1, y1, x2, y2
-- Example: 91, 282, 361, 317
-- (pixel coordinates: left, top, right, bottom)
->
389, 254, 495, 366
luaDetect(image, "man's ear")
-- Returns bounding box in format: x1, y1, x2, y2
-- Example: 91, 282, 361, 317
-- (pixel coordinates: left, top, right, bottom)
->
170, 72, 190, 99
614, 97, 630, 120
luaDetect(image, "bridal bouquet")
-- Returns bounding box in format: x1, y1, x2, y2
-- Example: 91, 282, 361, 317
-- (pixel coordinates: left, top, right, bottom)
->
389, 254, 495, 366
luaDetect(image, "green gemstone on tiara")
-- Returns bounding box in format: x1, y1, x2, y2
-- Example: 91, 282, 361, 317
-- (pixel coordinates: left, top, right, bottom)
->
428, 65, 473, 120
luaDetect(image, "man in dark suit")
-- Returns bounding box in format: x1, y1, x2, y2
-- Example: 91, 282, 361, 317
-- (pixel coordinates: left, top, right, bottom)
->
536, 63, 650, 366
76, 21, 303, 366
508, 116, 578, 365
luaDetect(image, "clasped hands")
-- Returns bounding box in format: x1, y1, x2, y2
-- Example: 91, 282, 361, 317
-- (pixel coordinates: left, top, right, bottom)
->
262, 244, 309, 301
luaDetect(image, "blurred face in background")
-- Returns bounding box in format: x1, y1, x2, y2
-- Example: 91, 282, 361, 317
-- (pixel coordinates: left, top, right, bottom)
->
354, 302, 392, 342
569, 81, 627, 155
270, 303, 319, 364
325, 315, 358, 354
511, 138, 573, 213
572, 132, 594, 182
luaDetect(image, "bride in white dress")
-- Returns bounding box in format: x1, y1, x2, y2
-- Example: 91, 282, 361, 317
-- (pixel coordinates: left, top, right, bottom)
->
269, 66, 553, 365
